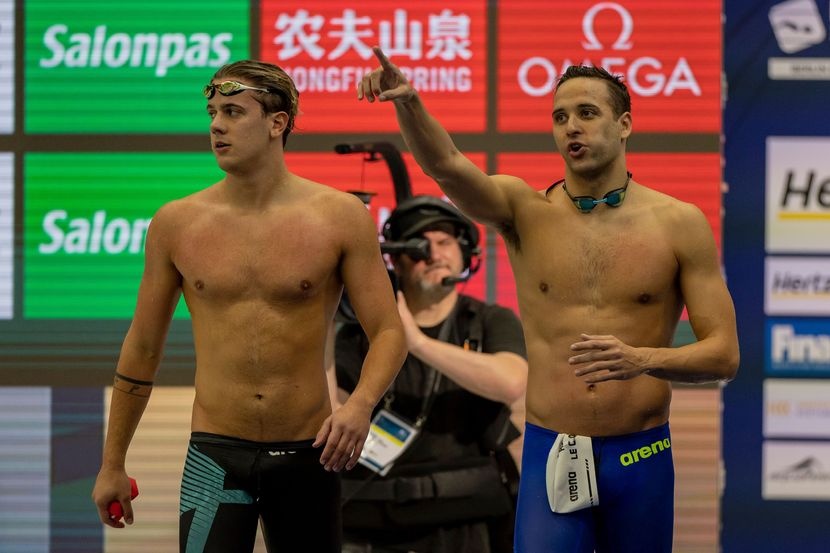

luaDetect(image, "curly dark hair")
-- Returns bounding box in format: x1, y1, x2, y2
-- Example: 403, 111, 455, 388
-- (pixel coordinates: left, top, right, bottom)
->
556, 65, 631, 118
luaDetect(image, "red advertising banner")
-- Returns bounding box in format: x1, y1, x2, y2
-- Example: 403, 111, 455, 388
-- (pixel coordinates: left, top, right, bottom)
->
285, 151, 488, 301
498, 0, 721, 133
493, 152, 722, 312
261, 1, 487, 133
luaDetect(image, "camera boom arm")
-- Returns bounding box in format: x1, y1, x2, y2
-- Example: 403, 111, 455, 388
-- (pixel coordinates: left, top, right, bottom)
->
334, 142, 413, 204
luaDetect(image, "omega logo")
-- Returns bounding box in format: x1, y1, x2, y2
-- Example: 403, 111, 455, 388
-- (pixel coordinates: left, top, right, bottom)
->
582, 2, 633, 50
517, 2, 701, 99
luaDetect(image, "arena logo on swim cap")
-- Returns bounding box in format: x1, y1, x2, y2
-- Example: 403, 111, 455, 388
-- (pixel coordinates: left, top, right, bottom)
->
619, 438, 672, 467
25, 0, 249, 133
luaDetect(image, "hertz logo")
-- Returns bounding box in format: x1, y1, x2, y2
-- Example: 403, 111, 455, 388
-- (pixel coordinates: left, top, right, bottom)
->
777, 170, 830, 220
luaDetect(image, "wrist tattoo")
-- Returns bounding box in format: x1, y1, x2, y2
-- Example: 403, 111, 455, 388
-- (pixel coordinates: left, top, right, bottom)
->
113, 372, 154, 397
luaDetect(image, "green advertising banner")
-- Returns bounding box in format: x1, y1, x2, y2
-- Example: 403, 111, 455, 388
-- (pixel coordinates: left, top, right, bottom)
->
24, 153, 223, 318
25, 0, 249, 133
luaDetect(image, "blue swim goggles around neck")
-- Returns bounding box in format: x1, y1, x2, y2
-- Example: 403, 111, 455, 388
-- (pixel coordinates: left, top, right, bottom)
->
562, 172, 632, 213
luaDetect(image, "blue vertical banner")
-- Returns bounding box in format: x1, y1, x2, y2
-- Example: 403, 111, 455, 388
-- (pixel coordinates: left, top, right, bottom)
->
723, 1, 830, 552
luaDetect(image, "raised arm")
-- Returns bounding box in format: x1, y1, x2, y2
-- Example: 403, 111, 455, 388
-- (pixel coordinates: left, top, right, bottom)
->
91, 203, 183, 527
314, 194, 406, 471
358, 46, 523, 228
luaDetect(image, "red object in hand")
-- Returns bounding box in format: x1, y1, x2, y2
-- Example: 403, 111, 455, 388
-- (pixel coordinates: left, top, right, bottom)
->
107, 477, 139, 521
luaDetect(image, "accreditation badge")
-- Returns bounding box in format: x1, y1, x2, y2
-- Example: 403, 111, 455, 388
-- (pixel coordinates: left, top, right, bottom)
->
358, 409, 418, 476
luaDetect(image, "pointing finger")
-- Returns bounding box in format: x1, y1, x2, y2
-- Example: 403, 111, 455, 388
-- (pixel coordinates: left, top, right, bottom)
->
373, 46, 397, 72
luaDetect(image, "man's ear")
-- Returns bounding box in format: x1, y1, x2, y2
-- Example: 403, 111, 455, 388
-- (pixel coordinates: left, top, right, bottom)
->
618, 111, 632, 140
270, 111, 289, 139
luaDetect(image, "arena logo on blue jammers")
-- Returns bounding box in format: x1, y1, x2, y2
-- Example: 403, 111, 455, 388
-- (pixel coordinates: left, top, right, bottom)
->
766, 319, 830, 376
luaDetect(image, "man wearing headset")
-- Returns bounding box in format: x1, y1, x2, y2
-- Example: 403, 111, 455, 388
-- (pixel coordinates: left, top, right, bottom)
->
335, 195, 528, 553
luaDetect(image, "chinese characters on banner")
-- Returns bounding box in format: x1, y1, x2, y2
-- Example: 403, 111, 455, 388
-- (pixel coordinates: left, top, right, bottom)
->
260, 2, 487, 132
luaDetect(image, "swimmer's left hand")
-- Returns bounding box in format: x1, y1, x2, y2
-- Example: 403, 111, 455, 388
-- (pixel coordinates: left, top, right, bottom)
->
568, 333, 648, 383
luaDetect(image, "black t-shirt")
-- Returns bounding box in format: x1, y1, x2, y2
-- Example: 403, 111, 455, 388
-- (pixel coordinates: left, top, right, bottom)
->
335, 294, 527, 478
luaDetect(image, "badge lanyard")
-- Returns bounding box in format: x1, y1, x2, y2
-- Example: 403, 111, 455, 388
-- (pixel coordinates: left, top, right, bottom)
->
358, 308, 456, 476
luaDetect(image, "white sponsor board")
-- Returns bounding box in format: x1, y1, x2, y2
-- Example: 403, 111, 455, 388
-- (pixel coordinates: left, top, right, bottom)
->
0, 1, 12, 133
0, 153, 12, 319
765, 256, 830, 315
763, 440, 830, 500
766, 137, 830, 253
764, 379, 830, 438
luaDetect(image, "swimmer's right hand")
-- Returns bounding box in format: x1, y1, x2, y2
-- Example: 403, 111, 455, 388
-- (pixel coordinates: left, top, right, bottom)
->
357, 47, 417, 104
92, 468, 135, 528
107, 477, 139, 522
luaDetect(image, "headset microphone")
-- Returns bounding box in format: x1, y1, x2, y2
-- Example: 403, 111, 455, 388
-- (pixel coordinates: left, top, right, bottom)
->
441, 273, 471, 286
441, 253, 481, 286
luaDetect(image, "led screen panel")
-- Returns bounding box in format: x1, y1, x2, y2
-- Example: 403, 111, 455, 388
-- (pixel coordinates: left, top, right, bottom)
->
260, 1, 487, 133
24, 153, 223, 318
25, 0, 249, 133
498, 1, 721, 133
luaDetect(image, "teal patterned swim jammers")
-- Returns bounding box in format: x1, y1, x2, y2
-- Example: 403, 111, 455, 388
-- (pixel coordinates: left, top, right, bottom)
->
180, 443, 253, 553
178, 432, 341, 553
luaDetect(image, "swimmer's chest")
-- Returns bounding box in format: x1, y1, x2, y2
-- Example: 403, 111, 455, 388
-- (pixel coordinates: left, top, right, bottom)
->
172, 212, 341, 301
514, 212, 679, 303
